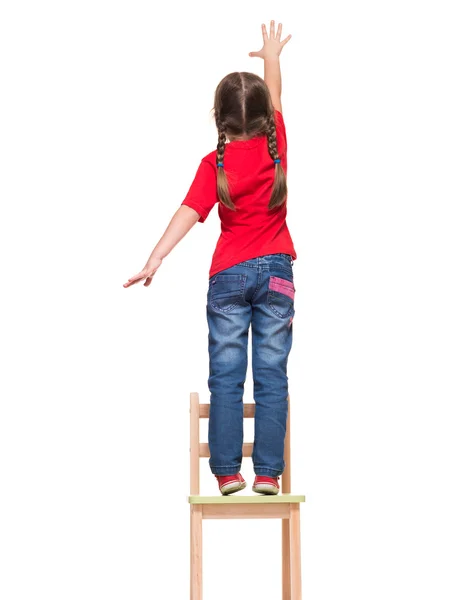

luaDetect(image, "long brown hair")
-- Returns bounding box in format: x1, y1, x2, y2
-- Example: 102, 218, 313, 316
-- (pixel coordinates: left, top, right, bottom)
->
212, 72, 287, 211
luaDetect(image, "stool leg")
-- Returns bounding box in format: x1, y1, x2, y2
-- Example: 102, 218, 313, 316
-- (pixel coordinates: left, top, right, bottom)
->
282, 516, 291, 600
290, 504, 302, 600
190, 505, 203, 600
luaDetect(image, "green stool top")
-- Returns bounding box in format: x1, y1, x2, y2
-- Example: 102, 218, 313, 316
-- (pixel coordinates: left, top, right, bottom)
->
188, 493, 305, 504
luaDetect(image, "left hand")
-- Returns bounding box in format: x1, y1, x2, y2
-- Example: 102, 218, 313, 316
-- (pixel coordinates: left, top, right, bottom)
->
123, 256, 163, 288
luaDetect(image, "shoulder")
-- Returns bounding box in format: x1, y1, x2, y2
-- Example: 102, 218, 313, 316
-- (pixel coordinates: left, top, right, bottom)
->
274, 109, 287, 152
274, 109, 285, 132
187, 150, 217, 180
192, 151, 217, 183
201, 149, 217, 169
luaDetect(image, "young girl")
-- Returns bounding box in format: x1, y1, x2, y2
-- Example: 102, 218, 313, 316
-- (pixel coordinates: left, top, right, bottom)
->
124, 21, 296, 496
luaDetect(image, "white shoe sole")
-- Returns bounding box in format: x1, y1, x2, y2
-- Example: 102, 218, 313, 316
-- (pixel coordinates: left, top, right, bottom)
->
220, 481, 247, 495
252, 484, 279, 495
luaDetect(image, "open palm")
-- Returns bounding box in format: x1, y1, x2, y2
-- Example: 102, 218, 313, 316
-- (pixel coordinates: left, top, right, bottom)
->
249, 21, 292, 60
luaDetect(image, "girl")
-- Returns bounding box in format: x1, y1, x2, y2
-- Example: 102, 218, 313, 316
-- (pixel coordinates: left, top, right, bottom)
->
124, 21, 296, 496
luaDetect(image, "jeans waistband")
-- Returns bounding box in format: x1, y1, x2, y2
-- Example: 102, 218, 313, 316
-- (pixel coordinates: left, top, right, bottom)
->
237, 253, 294, 267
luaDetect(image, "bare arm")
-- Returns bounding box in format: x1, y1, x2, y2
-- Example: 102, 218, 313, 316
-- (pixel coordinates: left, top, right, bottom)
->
123, 205, 200, 287
249, 21, 292, 113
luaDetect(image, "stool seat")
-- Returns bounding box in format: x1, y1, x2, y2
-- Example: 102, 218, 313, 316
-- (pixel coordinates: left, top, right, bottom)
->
189, 493, 305, 504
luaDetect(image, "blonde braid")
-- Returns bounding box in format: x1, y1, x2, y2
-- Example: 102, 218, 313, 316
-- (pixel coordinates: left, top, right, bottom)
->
266, 113, 287, 210
215, 115, 235, 210
266, 113, 280, 161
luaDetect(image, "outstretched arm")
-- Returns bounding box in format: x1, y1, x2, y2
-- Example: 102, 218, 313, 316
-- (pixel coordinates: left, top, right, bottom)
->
123, 205, 199, 287
249, 20, 292, 113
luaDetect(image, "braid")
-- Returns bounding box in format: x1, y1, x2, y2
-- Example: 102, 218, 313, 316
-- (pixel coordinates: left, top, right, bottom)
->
266, 113, 280, 161
216, 118, 227, 166
266, 113, 288, 210
215, 116, 235, 210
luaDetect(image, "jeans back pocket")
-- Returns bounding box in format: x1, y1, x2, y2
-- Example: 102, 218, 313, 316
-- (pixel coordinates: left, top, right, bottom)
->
210, 274, 247, 313
267, 275, 295, 318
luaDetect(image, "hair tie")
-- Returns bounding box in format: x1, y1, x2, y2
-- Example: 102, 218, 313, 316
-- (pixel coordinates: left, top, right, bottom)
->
217, 162, 224, 168
274, 159, 281, 164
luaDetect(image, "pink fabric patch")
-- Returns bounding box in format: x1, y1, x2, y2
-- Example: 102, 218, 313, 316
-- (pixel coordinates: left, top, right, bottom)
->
269, 276, 295, 300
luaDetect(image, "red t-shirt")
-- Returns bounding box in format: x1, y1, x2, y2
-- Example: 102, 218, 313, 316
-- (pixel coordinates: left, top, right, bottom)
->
181, 109, 297, 278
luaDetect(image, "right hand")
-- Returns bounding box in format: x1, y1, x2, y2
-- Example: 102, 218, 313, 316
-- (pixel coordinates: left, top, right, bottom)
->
123, 256, 163, 288
249, 21, 292, 60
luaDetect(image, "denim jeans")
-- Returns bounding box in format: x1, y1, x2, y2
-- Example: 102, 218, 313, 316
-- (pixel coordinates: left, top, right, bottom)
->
206, 253, 295, 477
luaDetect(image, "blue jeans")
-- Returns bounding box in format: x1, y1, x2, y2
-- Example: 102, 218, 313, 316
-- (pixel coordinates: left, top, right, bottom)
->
206, 253, 295, 477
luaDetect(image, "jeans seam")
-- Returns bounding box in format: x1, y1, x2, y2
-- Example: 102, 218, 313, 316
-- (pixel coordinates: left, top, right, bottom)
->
251, 270, 263, 303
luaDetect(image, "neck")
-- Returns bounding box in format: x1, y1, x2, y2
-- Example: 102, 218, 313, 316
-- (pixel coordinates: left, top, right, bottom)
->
229, 134, 252, 142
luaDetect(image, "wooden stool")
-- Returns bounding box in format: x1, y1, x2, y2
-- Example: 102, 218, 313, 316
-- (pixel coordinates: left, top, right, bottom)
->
188, 392, 305, 600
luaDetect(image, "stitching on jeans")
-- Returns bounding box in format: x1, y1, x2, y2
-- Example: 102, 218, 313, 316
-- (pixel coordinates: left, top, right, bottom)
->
253, 466, 283, 471
269, 276, 295, 300
211, 465, 242, 469
250, 270, 263, 303
267, 296, 294, 318
267, 274, 295, 318
209, 274, 247, 313
269, 265, 293, 275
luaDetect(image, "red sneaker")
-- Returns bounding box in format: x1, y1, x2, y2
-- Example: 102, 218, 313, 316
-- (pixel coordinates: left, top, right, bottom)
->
252, 475, 280, 495
216, 473, 246, 495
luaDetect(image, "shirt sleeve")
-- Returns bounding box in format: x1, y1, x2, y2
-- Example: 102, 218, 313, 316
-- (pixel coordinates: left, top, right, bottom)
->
274, 109, 287, 155
181, 159, 218, 223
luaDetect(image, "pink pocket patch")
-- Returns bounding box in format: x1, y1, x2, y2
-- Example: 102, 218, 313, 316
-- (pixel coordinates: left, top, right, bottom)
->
269, 276, 295, 300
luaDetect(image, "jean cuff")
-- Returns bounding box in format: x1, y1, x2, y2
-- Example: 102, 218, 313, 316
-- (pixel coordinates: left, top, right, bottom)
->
254, 467, 283, 477
210, 464, 242, 476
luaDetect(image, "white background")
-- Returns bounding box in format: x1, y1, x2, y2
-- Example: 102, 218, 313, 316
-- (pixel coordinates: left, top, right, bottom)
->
1, 1, 455, 598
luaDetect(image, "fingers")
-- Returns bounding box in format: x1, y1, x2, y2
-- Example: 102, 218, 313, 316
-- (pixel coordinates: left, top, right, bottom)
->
270, 20, 275, 39
276, 22, 282, 41
261, 23, 268, 43
123, 276, 143, 288
260, 21, 289, 46
123, 270, 150, 288
249, 50, 261, 57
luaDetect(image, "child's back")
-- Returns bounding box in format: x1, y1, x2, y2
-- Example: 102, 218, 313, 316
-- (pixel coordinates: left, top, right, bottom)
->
182, 102, 296, 277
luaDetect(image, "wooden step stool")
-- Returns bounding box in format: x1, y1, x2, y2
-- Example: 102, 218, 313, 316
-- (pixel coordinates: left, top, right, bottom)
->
188, 392, 305, 600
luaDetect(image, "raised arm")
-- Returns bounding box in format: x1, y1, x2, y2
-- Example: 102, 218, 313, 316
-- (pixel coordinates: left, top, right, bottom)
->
249, 20, 292, 113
